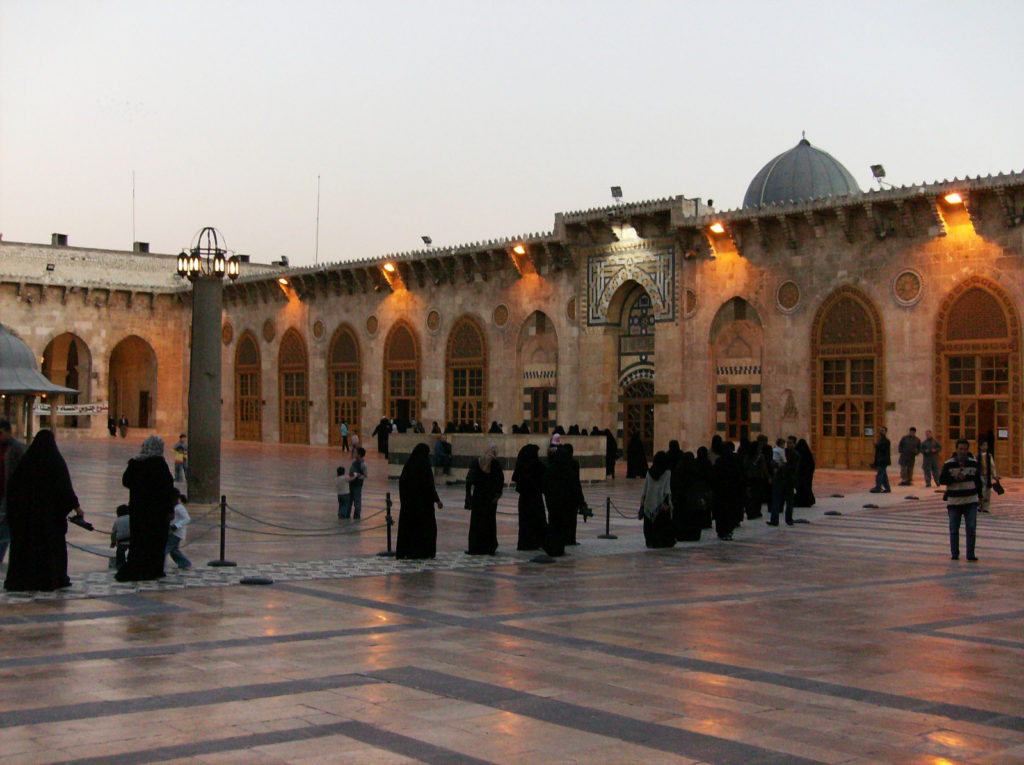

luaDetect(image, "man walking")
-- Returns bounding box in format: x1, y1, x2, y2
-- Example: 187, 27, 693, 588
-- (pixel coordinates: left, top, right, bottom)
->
897, 427, 921, 486
939, 439, 982, 561
869, 426, 891, 493
0, 420, 27, 565
920, 430, 942, 488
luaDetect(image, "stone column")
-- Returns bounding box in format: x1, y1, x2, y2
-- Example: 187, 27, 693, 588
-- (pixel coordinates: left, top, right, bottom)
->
186, 276, 223, 505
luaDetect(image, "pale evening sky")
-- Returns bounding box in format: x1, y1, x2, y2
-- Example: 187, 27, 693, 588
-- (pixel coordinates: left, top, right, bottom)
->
1, 0, 1021, 267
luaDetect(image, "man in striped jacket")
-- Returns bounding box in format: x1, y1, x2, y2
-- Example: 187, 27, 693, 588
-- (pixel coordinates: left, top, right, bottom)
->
938, 439, 983, 561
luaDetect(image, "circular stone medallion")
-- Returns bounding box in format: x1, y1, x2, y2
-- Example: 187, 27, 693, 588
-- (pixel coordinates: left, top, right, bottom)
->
262, 319, 276, 343
893, 269, 923, 307
312, 319, 325, 340
426, 310, 441, 334
366, 315, 379, 336
776, 280, 801, 313
493, 304, 509, 328
567, 297, 577, 322
221, 322, 233, 345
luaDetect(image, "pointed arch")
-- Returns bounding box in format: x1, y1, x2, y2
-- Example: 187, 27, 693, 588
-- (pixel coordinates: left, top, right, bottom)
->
234, 331, 261, 441
383, 320, 421, 425
108, 335, 157, 429
517, 311, 558, 433
710, 297, 763, 441
445, 314, 488, 428
42, 332, 92, 428
810, 286, 885, 469
328, 323, 361, 445
935, 276, 1021, 475
278, 328, 309, 443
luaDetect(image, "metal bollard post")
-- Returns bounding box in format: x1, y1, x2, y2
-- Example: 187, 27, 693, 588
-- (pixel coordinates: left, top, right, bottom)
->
598, 496, 618, 540
377, 491, 396, 557
208, 495, 237, 567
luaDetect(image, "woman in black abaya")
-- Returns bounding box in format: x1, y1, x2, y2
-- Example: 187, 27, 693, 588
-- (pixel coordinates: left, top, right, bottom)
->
512, 444, 546, 551
542, 445, 575, 557
671, 452, 703, 542
115, 435, 177, 582
396, 443, 443, 559
603, 429, 618, 478
465, 445, 503, 555
4, 430, 85, 591
640, 451, 674, 548
794, 438, 816, 507
625, 431, 648, 478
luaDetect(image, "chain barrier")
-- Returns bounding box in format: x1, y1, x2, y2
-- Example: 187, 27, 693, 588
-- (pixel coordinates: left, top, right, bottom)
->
607, 497, 638, 519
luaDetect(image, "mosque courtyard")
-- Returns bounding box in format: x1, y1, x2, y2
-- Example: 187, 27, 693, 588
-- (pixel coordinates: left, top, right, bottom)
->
1, 438, 1023, 764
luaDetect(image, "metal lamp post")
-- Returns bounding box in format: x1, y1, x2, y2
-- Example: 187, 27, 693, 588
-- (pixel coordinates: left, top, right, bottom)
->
177, 227, 240, 506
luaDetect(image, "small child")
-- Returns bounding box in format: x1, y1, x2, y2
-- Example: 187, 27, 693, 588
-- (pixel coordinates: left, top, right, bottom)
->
109, 504, 130, 570
166, 493, 192, 570
335, 466, 353, 519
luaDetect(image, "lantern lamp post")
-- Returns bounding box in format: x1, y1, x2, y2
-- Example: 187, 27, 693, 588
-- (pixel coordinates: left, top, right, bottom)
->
177, 227, 240, 505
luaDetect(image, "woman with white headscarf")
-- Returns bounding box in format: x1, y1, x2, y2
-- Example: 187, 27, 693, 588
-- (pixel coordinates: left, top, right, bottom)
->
464, 445, 503, 555
115, 435, 177, 581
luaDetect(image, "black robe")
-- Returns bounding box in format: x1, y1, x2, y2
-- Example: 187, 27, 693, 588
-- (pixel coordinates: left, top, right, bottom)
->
115, 455, 176, 582
626, 433, 648, 478
4, 431, 78, 592
794, 440, 816, 507
542, 447, 575, 556
465, 458, 503, 555
604, 429, 618, 478
711, 450, 744, 539
371, 418, 391, 457
512, 444, 547, 551
396, 443, 439, 559
670, 453, 701, 542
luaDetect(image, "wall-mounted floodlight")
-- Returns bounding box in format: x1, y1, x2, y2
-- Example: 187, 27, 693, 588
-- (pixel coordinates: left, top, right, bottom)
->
278, 277, 289, 286
870, 164, 886, 179
512, 243, 526, 255
383, 263, 396, 273
709, 222, 726, 234
943, 192, 963, 205
610, 186, 623, 200
421, 235, 432, 245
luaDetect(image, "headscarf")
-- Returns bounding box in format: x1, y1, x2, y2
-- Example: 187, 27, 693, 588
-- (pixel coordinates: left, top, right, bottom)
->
11, 430, 64, 485
648, 451, 670, 481
479, 445, 498, 472
512, 444, 540, 485
550, 433, 562, 448
400, 442, 432, 483
135, 435, 164, 460
641, 451, 672, 518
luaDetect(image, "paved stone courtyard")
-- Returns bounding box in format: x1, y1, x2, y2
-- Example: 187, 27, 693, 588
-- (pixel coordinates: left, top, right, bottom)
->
1, 438, 1023, 763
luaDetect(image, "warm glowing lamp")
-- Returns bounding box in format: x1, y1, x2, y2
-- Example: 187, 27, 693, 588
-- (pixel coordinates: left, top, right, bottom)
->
944, 192, 963, 205
512, 243, 526, 255
383, 263, 396, 273
278, 277, 289, 286
709, 222, 726, 234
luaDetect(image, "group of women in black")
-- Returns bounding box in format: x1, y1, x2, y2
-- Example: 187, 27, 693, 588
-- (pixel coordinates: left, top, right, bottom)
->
4, 431, 178, 591
394, 438, 588, 560
636, 433, 816, 548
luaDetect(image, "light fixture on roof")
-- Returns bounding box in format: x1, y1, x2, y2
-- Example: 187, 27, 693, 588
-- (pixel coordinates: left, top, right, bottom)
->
610, 186, 623, 201
512, 243, 526, 255
46, 263, 55, 272
421, 235, 432, 246
383, 263, 396, 273
943, 192, 964, 205
870, 164, 892, 189
278, 277, 289, 286
709, 222, 726, 234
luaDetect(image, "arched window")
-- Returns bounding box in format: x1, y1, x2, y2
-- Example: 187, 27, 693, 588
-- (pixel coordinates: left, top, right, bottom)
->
328, 325, 361, 445
278, 329, 308, 444
383, 321, 420, 426
446, 316, 488, 429
234, 332, 261, 441
810, 287, 884, 469
936, 278, 1021, 475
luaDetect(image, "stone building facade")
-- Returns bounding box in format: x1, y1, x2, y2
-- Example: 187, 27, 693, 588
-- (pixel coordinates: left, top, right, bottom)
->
3, 141, 1022, 474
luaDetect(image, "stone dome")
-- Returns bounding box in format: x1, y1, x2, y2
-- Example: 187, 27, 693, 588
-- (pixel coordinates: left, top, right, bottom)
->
743, 137, 862, 208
